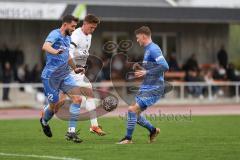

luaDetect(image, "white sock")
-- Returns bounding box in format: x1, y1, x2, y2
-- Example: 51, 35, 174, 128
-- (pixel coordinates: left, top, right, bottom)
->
90, 118, 98, 127
86, 98, 98, 127
68, 127, 76, 133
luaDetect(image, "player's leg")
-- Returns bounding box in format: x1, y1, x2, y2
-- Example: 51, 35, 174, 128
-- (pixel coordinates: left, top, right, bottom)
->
75, 75, 106, 136
41, 103, 54, 125
40, 78, 60, 137
84, 88, 106, 136
137, 115, 155, 133
65, 94, 82, 143
118, 93, 160, 144
62, 75, 83, 143
68, 94, 81, 134
58, 92, 81, 134
136, 95, 161, 143
137, 115, 160, 143
40, 103, 57, 137
118, 103, 141, 144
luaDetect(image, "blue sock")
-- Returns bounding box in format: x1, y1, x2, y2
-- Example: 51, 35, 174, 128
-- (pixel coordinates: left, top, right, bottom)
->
42, 105, 54, 125
137, 115, 155, 133
68, 103, 80, 132
125, 111, 137, 140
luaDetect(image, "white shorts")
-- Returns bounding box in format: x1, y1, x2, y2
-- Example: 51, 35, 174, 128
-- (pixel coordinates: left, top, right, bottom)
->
70, 72, 92, 89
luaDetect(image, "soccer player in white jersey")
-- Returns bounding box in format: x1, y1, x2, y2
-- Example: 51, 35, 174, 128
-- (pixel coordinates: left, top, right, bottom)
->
62, 14, 106, 136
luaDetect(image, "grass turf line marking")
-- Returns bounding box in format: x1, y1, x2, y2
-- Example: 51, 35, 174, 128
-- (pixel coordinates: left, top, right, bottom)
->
0, 152, 82, 160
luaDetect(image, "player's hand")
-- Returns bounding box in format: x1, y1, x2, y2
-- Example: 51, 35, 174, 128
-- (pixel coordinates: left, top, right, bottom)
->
55, 49, 64, 54
74, 67, 85, 74
134, 70, 147, 78
133, 63, 144, 71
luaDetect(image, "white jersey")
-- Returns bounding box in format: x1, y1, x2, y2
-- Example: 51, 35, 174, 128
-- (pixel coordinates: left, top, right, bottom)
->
69, 27, 92, 67
69, 27, 92, 88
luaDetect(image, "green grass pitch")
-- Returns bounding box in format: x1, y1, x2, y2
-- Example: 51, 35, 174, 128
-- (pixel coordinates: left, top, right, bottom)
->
0, 116, 239, 160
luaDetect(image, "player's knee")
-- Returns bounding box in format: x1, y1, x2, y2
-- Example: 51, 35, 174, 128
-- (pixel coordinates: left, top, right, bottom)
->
71, 95, 82, 104
49, 104, 56, 111
49, 103, 59, 113
54, 106, 60, 113
59, 93, 67, 102
128, 103, 141, 114
128, 105, 137, 113
85, 88, 94, 98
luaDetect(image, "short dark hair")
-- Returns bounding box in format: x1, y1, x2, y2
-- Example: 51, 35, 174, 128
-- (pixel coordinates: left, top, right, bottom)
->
62, 15, 79, 24
135, 26, 151, 36
84, 14, 100, 24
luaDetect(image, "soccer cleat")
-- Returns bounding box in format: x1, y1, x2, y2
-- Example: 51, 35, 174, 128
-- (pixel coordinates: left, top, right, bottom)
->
90, 126, 106, 136
65, 131, 83, 143
40, 118, 52, 137
149, 128, 160, 143
117, 137, 133, 144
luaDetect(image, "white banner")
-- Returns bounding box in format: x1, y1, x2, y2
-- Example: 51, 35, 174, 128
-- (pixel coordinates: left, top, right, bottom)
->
0, 2, 67, 20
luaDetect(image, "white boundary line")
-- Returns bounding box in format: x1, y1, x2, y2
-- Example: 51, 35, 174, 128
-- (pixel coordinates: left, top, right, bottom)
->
0, 152, 82, 160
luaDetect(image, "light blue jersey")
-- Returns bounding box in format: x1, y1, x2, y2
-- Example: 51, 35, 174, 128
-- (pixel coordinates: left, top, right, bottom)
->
141, 42, 169, 90
41, 29, 77, 104
136, 42, 169, 110
41, 29, 71, 79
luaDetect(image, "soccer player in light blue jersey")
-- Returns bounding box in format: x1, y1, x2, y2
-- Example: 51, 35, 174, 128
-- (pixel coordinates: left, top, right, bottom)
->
118, 26, 169, 144
40, 15, 84, 143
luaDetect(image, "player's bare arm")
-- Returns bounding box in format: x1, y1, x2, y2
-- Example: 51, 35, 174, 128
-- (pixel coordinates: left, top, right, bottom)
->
133, 63, 146, 78
42, 42, 63, 54
68, 56, 85, 74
